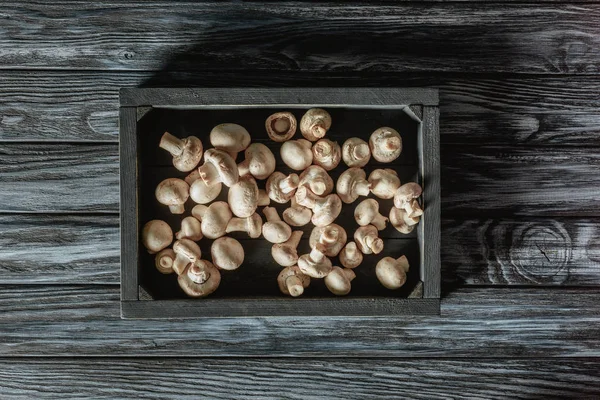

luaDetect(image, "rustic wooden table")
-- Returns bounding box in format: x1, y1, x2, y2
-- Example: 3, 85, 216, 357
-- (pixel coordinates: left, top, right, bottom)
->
1, 1, 599, 398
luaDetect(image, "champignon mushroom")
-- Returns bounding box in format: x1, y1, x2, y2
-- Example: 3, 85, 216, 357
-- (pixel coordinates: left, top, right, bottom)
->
200, 201, 232, 239
368, 169, 401, 199
155, 248, 176, 274
336, 167, 371, 204
184, 169, 201, 186
189, 178, 222, 205
211, 237, 244, 271
376, 255, 410, 289
142, 220, 173, 254
325, 266, 356, 296
266, 172, 299, 204
280, 139, 313, 170
159, 132, 203, 172
258, 189, 270, 206
228, 175, 259, 218
176, 216, 203, 241
277, 266, 310, 297
312, 139, 341, 171
295, 186, 342, 227
172, 238, 202, 275
262, 206, 292, 244
271, 230, 303, 267
266, 112, 297, 142
209, 123, 251, 159
300, 108, 332, 142
282, 197, 313, 227
298, 165, 333, 196
354, 199, 388, 231
225, 212, 263, 239
339, 241, 363, 269
178, 260, 221, 298
394, 182, 423, 218
297, 245, 333, 278
197, 148, 239, 187
237, 143, 276, 180
370, 127, 402, 163
191, 204, 208, 221
155, 178, 190, 214
308, 224, 347, 257
389, 206, 419, 234
354, 225, 384, 255
342, 137, 371, 168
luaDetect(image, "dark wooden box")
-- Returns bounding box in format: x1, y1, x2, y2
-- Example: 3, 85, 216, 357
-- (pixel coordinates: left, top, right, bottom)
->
120, 88, 440, 318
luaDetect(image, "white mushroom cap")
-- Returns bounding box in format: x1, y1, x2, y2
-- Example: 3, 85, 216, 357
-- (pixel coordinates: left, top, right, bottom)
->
336, 168, 371, 204
308, 224, 347, 257
370, 127, 402, 163
312, 139, 341, 171
190, 178, 222, 204
225, 213, 263, 238
368, 169, 401, 199
155, 178, 190, 214
176, 216, 203, 241
280, 139, 313, 170
354, 199, 388, 230
266, 172, 299, 204
178, 260, 221, 298
282, 197, 312, 227
339, 241, 363, 269
297, 246, 333, 278
324, 266, 356, 296
300, 108, 332, 141
394, 182, 423, 218
155, 248, 176, 274
172, 238, 202, 275
354, 225, 384, 255
299, 165, 333, 196
389, 206, 419, 234
342, 137, 371, 168
142, 220, 173, 254
266, 112, 297, 142
211, 237, 244, 271
277, 266, 310, 297
376, 255, 410, 289
237, 143, 276, 180
271, 230, 303, 267
209, 123, 251, 154
228, 175, 259, 218
201, 201, 232, 239
159, 132, 204, 172
197, 149, 239, 187
262, 207, 292, 244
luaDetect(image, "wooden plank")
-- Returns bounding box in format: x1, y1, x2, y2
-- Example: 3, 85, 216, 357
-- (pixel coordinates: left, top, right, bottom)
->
0, 286, 598, 356
2, 72, 599, 145
0, 358, 598, 399
1, 3, 599, 73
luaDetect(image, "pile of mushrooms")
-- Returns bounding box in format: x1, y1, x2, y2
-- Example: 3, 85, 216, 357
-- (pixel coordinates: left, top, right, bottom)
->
142, 108, 423, 298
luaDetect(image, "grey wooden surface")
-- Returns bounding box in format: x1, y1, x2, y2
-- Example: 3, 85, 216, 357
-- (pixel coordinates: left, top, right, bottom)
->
1, 0, 599, 398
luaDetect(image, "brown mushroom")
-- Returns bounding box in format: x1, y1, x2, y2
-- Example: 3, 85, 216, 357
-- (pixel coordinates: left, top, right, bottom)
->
155, 178, 190, 214
339, 241, 363, 269
237, 143, 276, 180
336, 167, 371, 204
282, 197, 313, 227
258, 189, 271, 206
266, 172, 299, 204
300, 108, 332, 141
225, 212, 263, 238
176, 216, 203, 241
308, 224, 347, 257
200, 201, 232, 239
312, 139, 341, 171
370, 127, 402, 163
295, 186, 342, 227
262, 206, 292, 244
342, 137, 371, 168
389, 206, 419, 234
376, 255, 410, 289
394, 182, 423, 218
228, 175, 259, 218
354, 199, 388, 230
368, 169, 401, 200
172, 238, 202, 275
159, 132, 203, 172
266, 112, 297, 142
277, 266, 310, 297
298, 165, 333, 196
271, 230, 303, 267
324, 266, 356, 296
211, 237, 244, 271
297, 245, 333, 278
197, 148, 239, 187
209, 123, 251, 158
189, 178, 222, 205
178, 260, 221, 298
354, 225, 384, 255
155, 248, 176, 274
142, 220, 173, 254
280, 139, 313, 170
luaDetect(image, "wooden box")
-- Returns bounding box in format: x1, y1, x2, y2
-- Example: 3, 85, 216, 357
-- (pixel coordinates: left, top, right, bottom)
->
120, 88, 440, 318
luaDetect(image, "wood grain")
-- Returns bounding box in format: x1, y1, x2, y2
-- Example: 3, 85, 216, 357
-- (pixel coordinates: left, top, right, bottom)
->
0, 286, 598, 356
1, 3, 599, 73
0, 358, 598, 399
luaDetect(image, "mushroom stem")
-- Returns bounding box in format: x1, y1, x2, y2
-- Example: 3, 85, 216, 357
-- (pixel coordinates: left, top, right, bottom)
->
342, 268, 357, 281
371, 213, 388, 231
197, 162, 220, 187
355, 181, 371, 197
309, 246, 326, 262
169, 204, 185, 214
287, 230, 304, 249
365, 236, 384, 254
159, 132, 184, 156
353, 143, 370, 159
295, 186, 320, 209
237, 160, 250, 177
279, 174, 299, 194
225, 218, 248, 233
310, 178, 327, 196
263, 206, 282, 223
406, 199, 424, 218
397, 255, 410, 272
285, 275, 304, 297
188, 263, 210, 284
384, 136, 401, 151
258, 189, 270, 206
